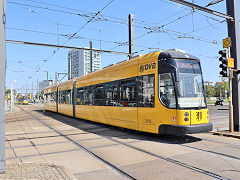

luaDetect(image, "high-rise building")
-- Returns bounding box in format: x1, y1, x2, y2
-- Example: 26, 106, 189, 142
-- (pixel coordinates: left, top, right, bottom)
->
68, 49, 101, 80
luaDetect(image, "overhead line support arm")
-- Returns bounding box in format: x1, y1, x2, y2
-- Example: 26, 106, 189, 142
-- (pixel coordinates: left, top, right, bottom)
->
6, 40, 130, 56
170, 0, 234, 22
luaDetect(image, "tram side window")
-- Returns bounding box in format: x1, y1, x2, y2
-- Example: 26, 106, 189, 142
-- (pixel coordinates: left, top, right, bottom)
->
159, 73, 176, 108
49, 93, 55, 103
138, 74, 155, 107
93, 85, 105, 106
59, 91, 65, 104
119, 79, 137, 107
84, 86, 93, 105
44, 94, 48, 103
65, 90, 72, 104
59, 90, 72, 104
47, 93, 52, 103
76, 88, 84, 105
105, 81, 119, 106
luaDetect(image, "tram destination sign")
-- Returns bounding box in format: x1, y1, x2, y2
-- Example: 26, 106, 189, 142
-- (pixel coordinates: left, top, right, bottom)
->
223, 37, 232, 48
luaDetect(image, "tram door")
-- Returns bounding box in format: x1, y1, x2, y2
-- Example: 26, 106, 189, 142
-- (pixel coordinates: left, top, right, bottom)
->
137, 74, 157, 132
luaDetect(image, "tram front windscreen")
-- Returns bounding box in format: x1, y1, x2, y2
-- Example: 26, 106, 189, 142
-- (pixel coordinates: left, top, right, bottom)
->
176, 60, 206, 109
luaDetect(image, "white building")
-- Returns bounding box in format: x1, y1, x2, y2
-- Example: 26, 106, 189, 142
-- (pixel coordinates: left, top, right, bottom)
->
68, 49, 101, 80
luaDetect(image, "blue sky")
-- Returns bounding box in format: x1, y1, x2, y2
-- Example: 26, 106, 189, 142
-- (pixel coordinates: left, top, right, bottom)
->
5, 0, 235, 93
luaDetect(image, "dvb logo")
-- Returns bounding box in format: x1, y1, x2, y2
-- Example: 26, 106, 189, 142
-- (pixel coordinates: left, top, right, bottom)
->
139, 63, 156, 72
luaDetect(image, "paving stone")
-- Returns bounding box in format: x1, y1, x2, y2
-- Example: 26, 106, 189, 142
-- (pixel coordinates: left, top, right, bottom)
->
35, 142, 79, 154
0, 163, 72, 179
9, 139, 32, 147
120, 159, 214, 180
14, 146, 39, 157
79, 138, 118, 148
172, 151, 240, 180
30, 136, 67, 145
6, 149, 16, 159
74, 169, 127, 180
43, 150, 109, 174
91, 144, 158, 167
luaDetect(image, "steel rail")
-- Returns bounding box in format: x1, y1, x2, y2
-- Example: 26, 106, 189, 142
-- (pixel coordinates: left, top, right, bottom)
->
17, 105, 136, 180
37, 108, 231, 180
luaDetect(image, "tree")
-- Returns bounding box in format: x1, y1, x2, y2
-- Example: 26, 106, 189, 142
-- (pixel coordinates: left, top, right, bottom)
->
205, 85, 215, 98
214, 81, 229, 97
5, 89, 11, 95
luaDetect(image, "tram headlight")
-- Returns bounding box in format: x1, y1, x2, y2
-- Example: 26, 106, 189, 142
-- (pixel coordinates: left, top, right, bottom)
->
173, 116, 176, 122
184, 112, 189, 117
184, 117, 189, 122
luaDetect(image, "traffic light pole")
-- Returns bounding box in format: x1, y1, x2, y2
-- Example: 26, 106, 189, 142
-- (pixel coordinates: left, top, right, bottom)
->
227, 48, 234, 132
170, 0, 240, 131
226, 0, 240, 131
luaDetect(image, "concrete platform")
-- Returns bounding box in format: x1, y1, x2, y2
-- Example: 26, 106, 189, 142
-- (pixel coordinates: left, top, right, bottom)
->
213, 130, 240, 139
4, 106, 127, 179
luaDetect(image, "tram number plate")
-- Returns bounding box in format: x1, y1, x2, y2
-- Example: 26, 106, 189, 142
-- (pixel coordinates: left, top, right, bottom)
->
196, 112, 202, 121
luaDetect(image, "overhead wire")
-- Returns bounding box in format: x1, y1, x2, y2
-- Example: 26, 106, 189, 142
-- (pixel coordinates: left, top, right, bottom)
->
8, 0, 224, 43
9, 0, 115, 80
23, 0, 159, 27
8, 0, 224, 29
107, 10, 222, 52
7, 0, 226, 82
158, 0, 223, 23
7, 26, 165, 51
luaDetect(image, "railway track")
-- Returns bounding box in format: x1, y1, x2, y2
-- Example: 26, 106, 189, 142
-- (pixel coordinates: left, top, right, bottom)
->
17, 106, 136, 180
20, 105, 236, 180
41, 107, 240, 161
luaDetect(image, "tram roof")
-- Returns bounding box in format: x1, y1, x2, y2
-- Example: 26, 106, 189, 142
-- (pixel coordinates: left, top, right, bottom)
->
158, 50, 199, 61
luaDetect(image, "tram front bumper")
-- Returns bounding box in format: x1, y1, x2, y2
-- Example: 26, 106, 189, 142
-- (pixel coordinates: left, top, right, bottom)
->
158, 123, 213, 135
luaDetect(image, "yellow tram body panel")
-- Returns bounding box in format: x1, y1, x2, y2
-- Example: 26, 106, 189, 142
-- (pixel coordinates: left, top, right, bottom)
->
177, 109, 209, 125
44, 85, 57, 112
58, 104, 73, 117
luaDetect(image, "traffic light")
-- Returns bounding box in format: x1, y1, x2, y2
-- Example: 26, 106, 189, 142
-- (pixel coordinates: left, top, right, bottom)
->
219, 50, 228, 77
233, 70, 240, 76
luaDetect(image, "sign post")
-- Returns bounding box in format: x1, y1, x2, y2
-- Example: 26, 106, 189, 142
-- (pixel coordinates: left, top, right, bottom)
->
225, 41, 234, 132
222, 37, 234, 132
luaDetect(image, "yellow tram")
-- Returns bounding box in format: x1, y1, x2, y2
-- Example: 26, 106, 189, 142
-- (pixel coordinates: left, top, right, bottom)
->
44, 50, 212, 135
